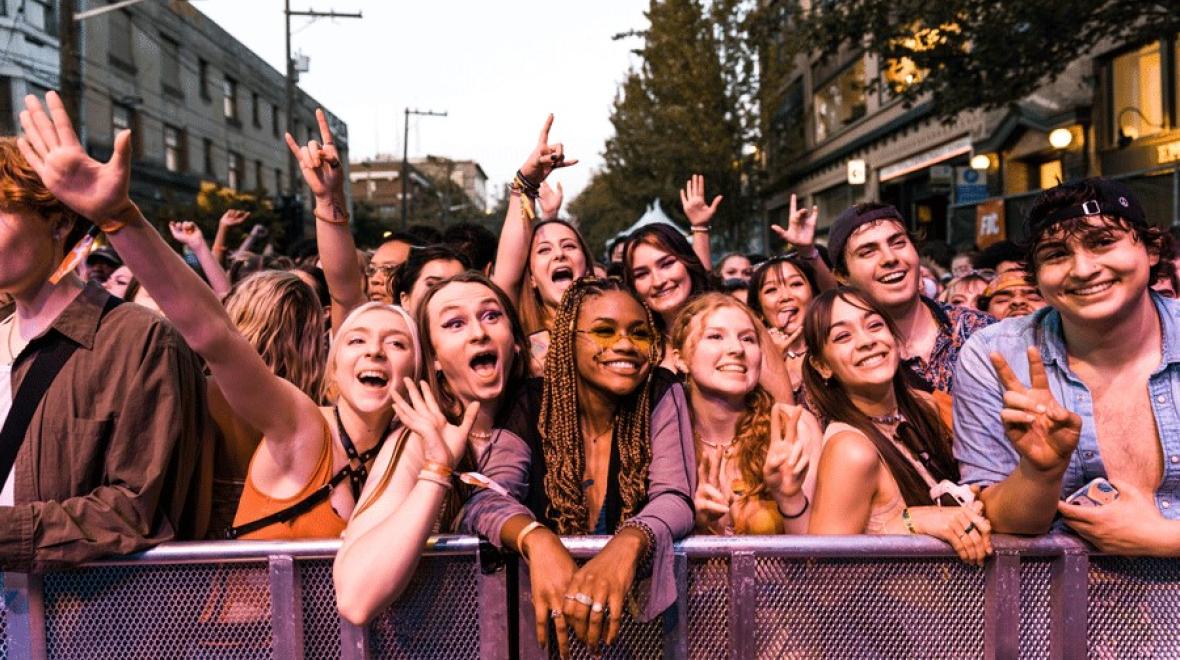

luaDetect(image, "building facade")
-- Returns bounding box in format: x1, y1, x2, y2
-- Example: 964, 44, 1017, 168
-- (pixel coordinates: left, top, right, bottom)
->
349, 156, 435, 225
0, 0, 346, 242
762, 29, 1180, 252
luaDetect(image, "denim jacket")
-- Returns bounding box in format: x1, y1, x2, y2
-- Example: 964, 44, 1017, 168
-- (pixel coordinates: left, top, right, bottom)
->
952, 292, 1180, 519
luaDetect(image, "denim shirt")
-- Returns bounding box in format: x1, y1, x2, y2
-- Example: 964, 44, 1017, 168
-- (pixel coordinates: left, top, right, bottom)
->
952, 292, 1180, 520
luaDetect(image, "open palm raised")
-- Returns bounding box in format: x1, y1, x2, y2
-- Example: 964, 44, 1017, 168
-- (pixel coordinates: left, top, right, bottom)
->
18, 92, 134, 224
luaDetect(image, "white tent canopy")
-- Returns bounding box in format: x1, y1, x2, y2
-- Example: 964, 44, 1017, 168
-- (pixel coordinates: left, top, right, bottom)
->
609, 199, 688, 245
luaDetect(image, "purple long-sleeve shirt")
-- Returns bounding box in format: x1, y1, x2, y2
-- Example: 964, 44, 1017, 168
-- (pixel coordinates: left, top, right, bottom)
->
461, 380, 696, 621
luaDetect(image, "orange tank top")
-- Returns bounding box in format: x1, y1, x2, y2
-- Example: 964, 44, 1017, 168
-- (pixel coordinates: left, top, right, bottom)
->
232, 420, 347, 540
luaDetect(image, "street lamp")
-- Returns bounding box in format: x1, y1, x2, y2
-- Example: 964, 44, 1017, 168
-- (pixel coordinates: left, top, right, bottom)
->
970, 153, 992, 171
1048, 127, 1073, 150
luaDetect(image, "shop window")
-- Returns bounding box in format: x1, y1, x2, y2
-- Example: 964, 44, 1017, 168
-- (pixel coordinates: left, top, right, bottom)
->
1038, 160, 1063, 190
164, 125, 184, 173
771, 78, 806, 164
813, 59, 866, 143
1111, 42, 1163, 144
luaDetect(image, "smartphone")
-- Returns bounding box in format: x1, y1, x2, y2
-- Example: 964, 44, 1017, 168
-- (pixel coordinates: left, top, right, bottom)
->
1065, 478, 1119, 507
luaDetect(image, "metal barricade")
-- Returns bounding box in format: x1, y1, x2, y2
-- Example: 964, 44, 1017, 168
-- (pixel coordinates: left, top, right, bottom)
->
1, 534, 1178, 658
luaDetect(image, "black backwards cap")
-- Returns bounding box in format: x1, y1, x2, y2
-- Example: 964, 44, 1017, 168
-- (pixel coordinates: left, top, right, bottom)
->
1027, 178, 1147, 238
828, 204, 906, 270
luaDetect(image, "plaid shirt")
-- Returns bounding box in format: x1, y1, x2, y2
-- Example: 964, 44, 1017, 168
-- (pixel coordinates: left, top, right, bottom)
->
903, 297, 995, 393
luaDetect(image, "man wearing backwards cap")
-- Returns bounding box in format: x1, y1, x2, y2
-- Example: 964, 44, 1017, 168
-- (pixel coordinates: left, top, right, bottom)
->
976, 271, 1045, 320
827, 202, 993, 393
954, 177, 1180, 554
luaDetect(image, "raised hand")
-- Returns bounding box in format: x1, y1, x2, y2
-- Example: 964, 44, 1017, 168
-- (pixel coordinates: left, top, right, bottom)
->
679, 174, 723, 228
219, 209, 251, 228
991, 347, 1081, 474
168, 221, 207, 251
763, 404, 808, 499
285, 109, 347, 221
519, 114, 578, 185
539, 181, 564, 220
693, 449, 731, 533
771, 193, 819, 251
18, 92, 134, 223
391, 378, 479, 468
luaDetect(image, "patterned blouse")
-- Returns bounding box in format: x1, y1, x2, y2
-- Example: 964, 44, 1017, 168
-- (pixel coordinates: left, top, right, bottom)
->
902, 297, 994, 393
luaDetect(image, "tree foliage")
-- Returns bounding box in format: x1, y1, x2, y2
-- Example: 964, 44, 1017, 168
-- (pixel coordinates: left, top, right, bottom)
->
795, 0, 1179, 121
571, 0, 750, 255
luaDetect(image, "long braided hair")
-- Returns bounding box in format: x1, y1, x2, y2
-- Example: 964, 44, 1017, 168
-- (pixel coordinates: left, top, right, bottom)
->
539, 277, 665, 534
671, 293, 775, 498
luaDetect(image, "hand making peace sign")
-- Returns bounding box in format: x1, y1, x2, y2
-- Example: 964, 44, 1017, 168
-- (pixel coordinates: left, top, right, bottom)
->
990, 346, 1081, 474
762, 403, 809, 499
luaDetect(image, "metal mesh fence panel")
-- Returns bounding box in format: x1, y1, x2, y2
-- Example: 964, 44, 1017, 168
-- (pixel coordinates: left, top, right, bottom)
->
297, 559, 340, 660
1019, 558, 1051, 659
1088, 556, 1180, 659
687, 557, 729, 658
547, 558, 666, 659
0, 572, 8, 659
42, 562, 273, 660
753, 556, 985, 660
368, 555, 481, 658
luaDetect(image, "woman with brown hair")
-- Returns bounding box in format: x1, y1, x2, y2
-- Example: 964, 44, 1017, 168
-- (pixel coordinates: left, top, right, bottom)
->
488, 115, 591, 375
671, 293, 822, 535
462, 277, 694, 657
803, 287, 993, 565
747, 254, 822, 403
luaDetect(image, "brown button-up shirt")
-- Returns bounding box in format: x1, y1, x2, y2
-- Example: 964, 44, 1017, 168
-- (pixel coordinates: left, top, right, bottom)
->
0, 283, 209, 571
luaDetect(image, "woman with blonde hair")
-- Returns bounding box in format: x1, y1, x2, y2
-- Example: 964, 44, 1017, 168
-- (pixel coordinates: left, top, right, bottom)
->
671, 293, 822, 535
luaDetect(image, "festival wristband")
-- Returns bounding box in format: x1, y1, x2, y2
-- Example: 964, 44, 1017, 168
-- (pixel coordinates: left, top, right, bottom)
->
514, 521, 545, 559
95, 202, 141, 234
418, 470, 453, 489
421, 461, 454, 479
49, 226, 99, 284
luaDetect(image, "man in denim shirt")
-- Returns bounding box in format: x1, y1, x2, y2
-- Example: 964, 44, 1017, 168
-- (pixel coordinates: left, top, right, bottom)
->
954, 178, 1180, 554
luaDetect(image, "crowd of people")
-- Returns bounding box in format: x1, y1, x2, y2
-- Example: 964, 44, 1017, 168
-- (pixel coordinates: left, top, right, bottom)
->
2, 91, 1180, 654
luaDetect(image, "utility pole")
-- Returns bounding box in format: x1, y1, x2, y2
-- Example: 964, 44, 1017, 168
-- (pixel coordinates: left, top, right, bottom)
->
58, 1, 82, 134
402, 108, 447, 229
284, 2, 361, 234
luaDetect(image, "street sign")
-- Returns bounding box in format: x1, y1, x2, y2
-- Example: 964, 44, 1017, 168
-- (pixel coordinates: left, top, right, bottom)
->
975, 198, 1005, 248
847, 159, 866, 185
955, 167, 988, 204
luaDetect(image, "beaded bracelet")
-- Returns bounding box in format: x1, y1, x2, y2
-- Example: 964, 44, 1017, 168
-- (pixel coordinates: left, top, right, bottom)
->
619, 519, 656, 570
901, 507, 917, 534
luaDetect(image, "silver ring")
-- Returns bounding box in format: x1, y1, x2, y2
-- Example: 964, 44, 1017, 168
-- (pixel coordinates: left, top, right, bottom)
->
591, 602, 604, 614
550, 609, 563, 619
569, 592, 593, 607
963, 522, 976, 535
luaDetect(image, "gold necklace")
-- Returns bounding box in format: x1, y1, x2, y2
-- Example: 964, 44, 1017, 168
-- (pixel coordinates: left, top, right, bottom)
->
696, 432, 739, 457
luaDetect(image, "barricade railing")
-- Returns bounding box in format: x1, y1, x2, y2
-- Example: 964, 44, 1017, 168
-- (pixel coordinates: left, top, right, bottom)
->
1, 533, 1178, 659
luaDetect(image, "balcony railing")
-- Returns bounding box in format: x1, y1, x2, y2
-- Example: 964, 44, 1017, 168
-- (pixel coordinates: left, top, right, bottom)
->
1, 533, 1177, 658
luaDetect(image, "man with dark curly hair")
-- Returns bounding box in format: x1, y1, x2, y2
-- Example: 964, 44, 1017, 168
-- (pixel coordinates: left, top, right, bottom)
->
954, 177, 1180, 554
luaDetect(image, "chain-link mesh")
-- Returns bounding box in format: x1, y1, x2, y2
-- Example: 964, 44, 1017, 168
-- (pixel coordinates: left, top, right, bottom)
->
754, 556, 985, 659
1019, 558, 1051, 659
1088, 556, 1180, 658
42, 562, 273, 659
298, 559, 341, 660
687, 557, 728, 658
368, 555, 481, 658
0, 572, 8, 659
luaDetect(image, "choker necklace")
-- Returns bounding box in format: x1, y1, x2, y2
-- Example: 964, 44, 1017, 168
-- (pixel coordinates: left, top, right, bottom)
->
869, 411, 906, 426
697, 433, 739, 457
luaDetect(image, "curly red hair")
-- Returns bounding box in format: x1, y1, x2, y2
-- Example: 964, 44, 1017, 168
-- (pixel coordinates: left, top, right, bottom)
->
0, 137, 80, 232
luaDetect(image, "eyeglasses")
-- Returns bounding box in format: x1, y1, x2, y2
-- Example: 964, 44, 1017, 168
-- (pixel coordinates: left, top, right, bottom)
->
365, 263, 398, 278
576, 326, 655, 353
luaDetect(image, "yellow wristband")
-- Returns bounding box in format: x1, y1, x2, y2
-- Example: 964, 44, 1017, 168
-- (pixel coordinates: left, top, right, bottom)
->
95, 202, 140, 234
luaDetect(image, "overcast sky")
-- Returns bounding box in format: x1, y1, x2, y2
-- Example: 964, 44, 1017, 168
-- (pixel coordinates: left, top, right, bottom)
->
196, 0, 650, 202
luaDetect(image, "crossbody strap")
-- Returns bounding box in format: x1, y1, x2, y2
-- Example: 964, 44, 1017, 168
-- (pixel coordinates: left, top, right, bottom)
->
0, 296, 121, 486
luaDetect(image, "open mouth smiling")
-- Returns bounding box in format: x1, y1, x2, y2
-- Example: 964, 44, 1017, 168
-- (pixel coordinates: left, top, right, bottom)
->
551, 266, 575, 286
356, 369, 390, 390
